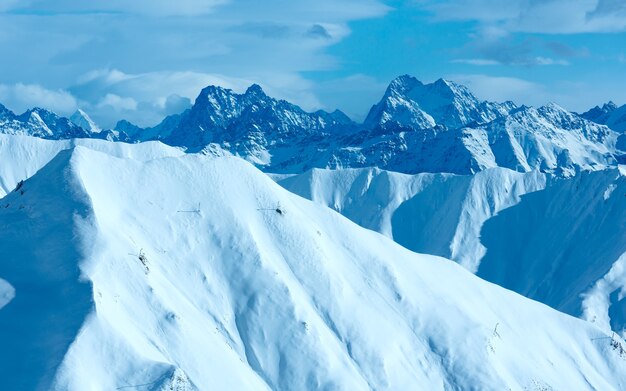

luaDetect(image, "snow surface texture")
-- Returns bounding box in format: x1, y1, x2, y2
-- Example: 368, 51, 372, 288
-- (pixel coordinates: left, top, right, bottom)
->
277, 166, 626, 336
0, 134, 184, 198
277, 167, 547, 273
2, 144, 626, 390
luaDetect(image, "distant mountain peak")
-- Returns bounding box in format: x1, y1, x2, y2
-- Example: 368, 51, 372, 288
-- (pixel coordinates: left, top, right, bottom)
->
581, 101, 626, 132
366, 75, 514, 131
70, 109, 100, 133
0, 103, 14, 118
244, 83, 266, 97
386, 74, 423, 95
604, 101, 618, 111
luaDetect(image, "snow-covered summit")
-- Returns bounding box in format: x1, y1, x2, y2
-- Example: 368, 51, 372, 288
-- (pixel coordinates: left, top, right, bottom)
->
69, 109, 100, 133
161, 83, 356, 152
364, 75, 515, 131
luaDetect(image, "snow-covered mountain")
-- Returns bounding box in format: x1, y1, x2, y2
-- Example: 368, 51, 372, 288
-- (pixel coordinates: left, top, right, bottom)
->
110, 76, 622, 176
0, 105, 91, 140
582, 101, 626, 133
159, 84, 356, 154
478, 166, 626, 335
276, 167, 547, 273
1, 76, 623, 176
278, 163, 626, 340
69, 109, 100, 134
2, 139, 626, 390
364, 75, 515, 131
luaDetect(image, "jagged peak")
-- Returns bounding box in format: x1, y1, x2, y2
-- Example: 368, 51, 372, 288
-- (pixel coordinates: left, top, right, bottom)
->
70, 109, 100, 133
386, 74, 423, 95
539, 102, 569, 114
245, 83, 267, 97
199, 84, 234, 98
0, 103, 14, 117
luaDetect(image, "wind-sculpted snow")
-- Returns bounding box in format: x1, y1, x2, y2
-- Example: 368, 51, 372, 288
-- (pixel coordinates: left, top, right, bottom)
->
478, 167, 626, 337
1, 146, 625, 389
0, 134, 184, 198
277, 167, 547, 272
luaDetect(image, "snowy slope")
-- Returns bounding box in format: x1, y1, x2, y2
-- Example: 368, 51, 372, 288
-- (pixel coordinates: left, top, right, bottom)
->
1, 147, 626, 390
478, 167, 626, 336
277, 167, 547, 273
0, 134, 184, 198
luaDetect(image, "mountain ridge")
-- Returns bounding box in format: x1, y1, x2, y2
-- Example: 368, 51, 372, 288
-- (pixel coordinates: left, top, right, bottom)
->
2, 142, 626, 389
0, 75, 623, 176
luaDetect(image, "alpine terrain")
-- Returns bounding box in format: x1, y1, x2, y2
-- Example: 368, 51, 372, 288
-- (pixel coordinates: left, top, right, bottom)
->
1, 74, 626, 390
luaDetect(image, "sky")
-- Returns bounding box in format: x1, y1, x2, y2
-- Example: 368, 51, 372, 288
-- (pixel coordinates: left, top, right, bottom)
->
0, 0, 625, 128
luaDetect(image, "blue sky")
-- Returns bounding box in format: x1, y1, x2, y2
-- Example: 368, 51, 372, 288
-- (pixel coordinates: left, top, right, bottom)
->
0, 0, 625, 127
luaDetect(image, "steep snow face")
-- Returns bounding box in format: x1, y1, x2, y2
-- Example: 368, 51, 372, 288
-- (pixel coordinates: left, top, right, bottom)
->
0, 107, 90, 139
277, 167, 547, 272
2, 147, 626, 390
69, 109, 100, 133
364, 76, 514, 131
478, 167, 626, 336
0, 134, 184, 198
582, 102, 626, 133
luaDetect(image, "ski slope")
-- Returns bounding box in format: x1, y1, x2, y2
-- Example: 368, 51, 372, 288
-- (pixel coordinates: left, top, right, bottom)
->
1, 143, 626, 390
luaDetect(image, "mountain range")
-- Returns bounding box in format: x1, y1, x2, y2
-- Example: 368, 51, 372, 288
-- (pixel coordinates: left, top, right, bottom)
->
1, 75, 625, 176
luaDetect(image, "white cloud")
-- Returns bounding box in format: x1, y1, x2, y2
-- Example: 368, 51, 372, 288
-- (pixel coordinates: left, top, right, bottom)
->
452, 59, 500, 66
97, 94, 138, 111
447, 74, 546, 106
447, 74, 626, 112
0, 83, 77, 114
534, 57, 569, 66
422, 0, 626, 34
3, 0, 228, 16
